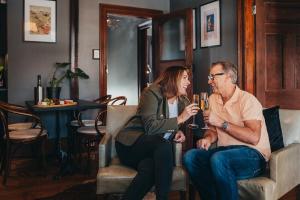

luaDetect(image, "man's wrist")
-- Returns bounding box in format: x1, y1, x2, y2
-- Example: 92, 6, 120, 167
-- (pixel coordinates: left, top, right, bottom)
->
222, 121, 229, 130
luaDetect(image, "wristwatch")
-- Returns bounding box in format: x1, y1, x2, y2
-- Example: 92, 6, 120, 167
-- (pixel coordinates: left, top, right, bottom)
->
222, 121, 229, 130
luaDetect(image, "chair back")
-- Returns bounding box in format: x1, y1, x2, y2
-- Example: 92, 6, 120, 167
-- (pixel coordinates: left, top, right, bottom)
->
0, 102, 44, 140
106, 105, 137, 157
0, 110, 8, 140
93, 95, 112, 104
107, 96, 127, 105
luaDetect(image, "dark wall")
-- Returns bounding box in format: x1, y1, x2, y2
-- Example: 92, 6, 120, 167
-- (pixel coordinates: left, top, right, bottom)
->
171, 0, 237, 93
7, 0, 70, 105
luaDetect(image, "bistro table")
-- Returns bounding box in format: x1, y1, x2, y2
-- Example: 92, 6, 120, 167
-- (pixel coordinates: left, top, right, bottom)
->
25, 99, 104, 178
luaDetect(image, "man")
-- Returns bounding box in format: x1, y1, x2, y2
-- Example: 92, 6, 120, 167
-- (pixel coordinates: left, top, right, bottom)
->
183, 61, 271, 200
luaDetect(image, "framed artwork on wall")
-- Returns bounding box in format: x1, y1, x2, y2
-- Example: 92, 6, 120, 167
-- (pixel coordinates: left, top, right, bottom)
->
200, 0, 221, 48
24, 0, 56, 43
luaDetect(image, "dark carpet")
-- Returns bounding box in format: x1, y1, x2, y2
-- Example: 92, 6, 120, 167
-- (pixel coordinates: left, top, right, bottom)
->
36, 181, 122, 200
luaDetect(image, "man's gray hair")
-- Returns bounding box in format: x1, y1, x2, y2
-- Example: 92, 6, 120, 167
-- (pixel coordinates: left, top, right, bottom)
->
211, 61, 238, 84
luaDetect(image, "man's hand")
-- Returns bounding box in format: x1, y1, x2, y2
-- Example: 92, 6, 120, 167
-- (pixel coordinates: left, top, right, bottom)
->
174, 130, 186, 143
203, 110, 224, 128
196, 137, 212, 150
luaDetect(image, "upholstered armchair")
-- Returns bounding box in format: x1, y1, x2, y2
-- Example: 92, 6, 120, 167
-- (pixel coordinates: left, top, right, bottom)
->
96, 105, 187, 200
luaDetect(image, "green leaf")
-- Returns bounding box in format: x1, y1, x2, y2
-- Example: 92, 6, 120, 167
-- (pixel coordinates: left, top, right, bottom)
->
55, 62, 70, 68
49, 62, 89, 87
75, 68, 89, 79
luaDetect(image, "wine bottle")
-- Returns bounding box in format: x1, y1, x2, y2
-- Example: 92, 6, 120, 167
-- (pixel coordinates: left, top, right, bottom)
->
34, 75, 43, 104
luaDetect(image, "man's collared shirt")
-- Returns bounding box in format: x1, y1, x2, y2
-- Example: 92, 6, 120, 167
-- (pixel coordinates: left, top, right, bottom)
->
209, 86, 271, 160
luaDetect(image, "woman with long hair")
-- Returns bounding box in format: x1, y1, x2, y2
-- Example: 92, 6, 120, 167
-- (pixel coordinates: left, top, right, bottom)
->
115, 66, 199, 200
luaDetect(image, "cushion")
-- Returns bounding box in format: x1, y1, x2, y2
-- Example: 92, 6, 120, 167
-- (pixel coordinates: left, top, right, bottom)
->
263, 106, 284, 152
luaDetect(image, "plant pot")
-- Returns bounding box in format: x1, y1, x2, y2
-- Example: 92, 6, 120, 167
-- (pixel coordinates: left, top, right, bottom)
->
46, 87, 61, 99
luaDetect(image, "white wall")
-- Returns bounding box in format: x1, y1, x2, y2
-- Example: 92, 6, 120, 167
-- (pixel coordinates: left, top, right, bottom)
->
78, 0, 170, 103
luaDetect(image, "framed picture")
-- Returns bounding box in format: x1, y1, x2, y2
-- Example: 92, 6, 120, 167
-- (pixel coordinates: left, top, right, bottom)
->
200, 0, 221, 48
24, 0, 56, 43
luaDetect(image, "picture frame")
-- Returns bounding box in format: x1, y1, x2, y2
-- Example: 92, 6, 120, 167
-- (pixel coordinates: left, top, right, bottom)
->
200, 0, 221, 48
24, 0, 56, 43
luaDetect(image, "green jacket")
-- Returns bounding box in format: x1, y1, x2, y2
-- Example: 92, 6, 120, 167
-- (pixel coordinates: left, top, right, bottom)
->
115, 84, 190, 146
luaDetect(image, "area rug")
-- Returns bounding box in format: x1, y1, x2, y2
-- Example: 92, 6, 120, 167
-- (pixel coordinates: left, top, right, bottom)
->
36, 180, 98, 200
35, 180, 121, 200
37, 181, 155, 200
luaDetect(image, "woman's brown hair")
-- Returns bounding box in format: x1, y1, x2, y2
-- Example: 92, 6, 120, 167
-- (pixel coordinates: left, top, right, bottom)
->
155, 66, 189, 98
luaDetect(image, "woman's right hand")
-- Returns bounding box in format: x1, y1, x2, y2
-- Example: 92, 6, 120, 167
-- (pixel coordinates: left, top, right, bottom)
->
177, 103, 199, 124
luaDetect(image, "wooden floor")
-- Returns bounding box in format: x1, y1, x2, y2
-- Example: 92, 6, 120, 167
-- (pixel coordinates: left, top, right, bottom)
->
0, 157, 298, 200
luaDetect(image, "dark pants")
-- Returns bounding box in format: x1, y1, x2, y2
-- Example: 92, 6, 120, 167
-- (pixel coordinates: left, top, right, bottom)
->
115, 134, 174, 200
183, 145, 266, 200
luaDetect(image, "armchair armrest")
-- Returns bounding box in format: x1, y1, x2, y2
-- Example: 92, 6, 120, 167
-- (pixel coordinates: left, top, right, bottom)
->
269, 143, 300, 198
98, 133, 112, 168
174, 142, 182, 167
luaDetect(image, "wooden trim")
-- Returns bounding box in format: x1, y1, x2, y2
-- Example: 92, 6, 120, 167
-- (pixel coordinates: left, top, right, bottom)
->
99, 4, 163, 98
244, 0, 255, 95
237, 0, 244, 89
70, 0, 79, 100
255, 0, 265, 105
237, 0, 255, 95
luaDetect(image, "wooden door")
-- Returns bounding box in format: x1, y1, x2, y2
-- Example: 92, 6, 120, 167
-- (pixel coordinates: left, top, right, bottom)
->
99, 4, 162, 98
152, 9, 194, 150
152, 8, 193, 78
256, 0, 300, 109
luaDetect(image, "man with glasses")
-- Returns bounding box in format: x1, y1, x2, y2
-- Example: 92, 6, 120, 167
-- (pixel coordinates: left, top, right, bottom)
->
183, 61, 271, 200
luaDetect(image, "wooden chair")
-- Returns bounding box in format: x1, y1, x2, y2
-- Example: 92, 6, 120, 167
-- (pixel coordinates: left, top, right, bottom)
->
0, 103, 47, 185
0, 101, 37, 131
76, 96, 127, 173
70, 95, 112, 127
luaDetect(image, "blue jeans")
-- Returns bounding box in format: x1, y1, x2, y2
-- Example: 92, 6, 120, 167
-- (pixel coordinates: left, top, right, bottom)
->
183, 145, 266, 200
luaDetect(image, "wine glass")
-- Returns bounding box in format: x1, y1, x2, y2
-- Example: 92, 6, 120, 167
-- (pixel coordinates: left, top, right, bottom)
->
200, 92, 209, 129
188, 94, 200, 129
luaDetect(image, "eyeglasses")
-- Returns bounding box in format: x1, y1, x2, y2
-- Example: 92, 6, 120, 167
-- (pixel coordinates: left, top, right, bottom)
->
208, 73, 225, 81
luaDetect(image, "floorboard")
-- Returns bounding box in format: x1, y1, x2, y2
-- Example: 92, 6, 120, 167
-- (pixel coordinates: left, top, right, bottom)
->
0, 157, 298, 200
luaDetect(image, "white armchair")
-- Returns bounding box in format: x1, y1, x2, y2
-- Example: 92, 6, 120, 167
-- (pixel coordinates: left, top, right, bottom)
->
96, 105, 187, 199
238, 109, 300, 200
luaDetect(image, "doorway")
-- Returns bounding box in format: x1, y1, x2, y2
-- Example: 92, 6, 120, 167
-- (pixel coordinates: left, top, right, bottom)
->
99, 4, 162, 105
99, 4, 194, 105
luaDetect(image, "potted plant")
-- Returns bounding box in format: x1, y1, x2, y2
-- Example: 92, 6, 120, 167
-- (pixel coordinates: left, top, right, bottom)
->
47, 62, 89, 99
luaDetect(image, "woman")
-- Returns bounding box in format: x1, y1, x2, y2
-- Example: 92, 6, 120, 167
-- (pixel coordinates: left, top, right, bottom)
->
115, 66, 198, 200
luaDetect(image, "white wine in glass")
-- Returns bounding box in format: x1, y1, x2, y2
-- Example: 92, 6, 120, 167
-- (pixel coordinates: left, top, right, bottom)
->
200, 92, 209, 129
188, 94, 199, 129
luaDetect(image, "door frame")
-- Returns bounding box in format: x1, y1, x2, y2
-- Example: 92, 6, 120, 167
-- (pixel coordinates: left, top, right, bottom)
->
152, 8, 193, 78
99, 4, 162, 97
237, 0, 255, 94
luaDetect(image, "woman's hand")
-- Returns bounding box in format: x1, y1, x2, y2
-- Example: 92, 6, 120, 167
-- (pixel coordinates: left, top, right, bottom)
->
174, 130, 185, 143
177, 103, 199, 124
